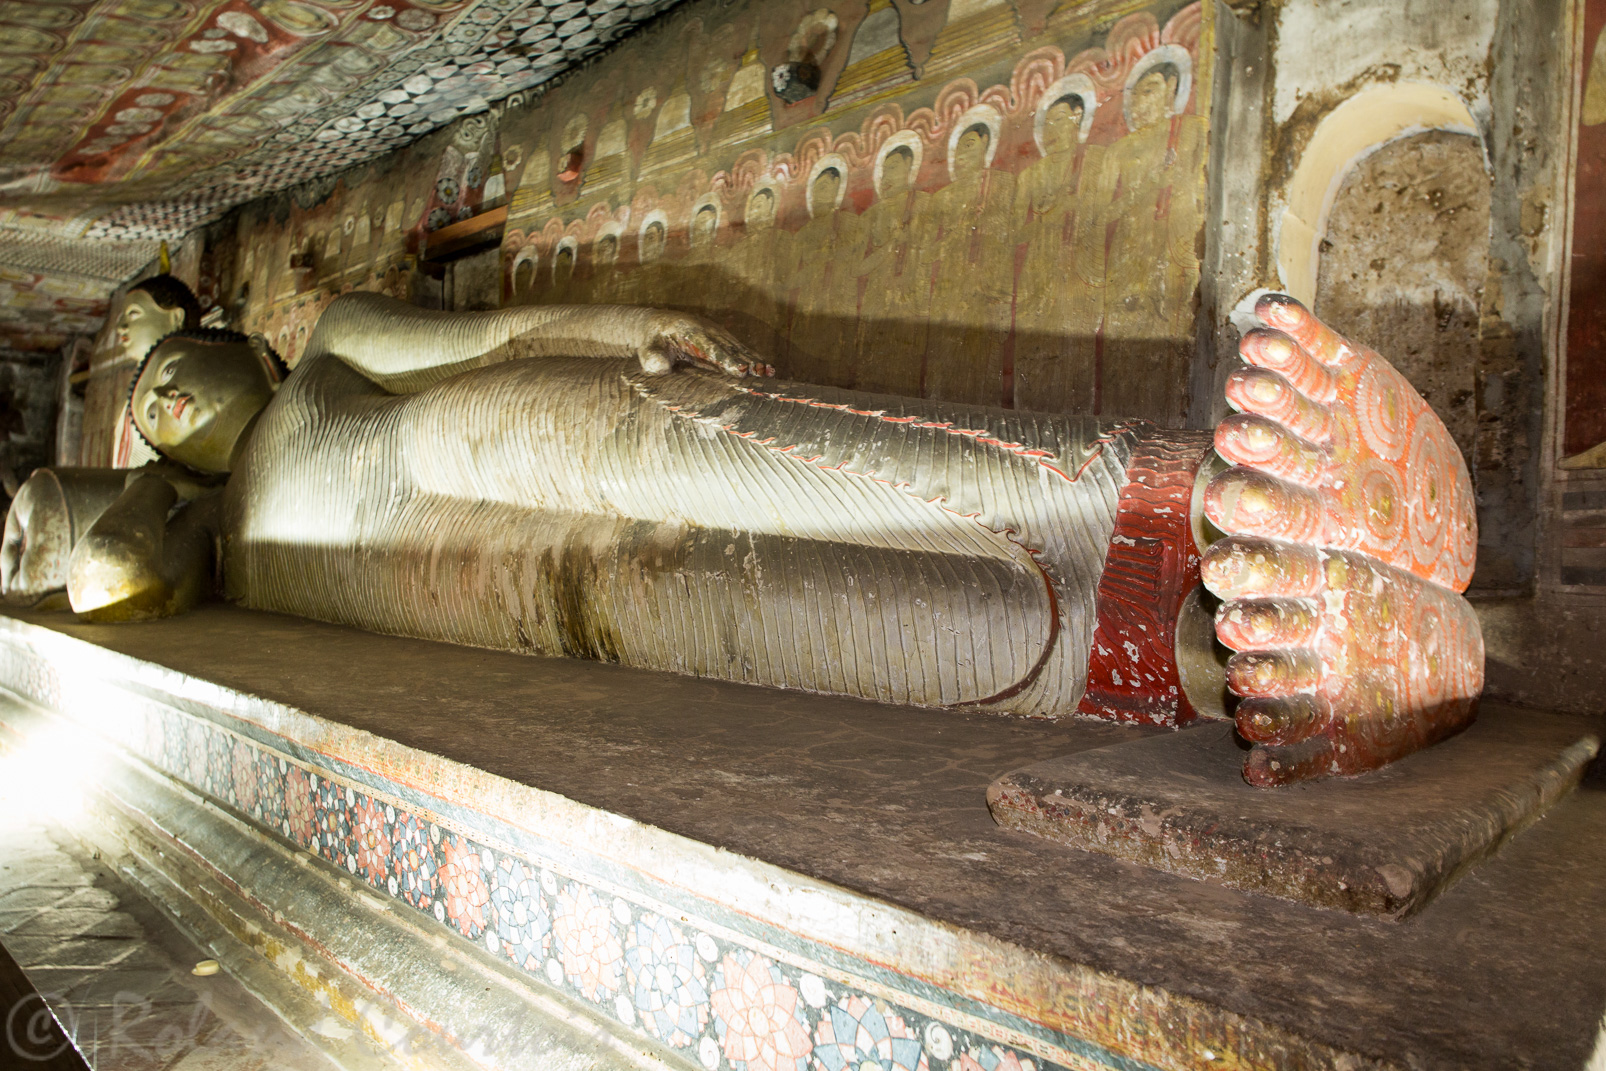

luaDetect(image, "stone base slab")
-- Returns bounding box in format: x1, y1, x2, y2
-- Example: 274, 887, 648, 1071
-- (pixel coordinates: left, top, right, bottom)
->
987, 710, 1601, 917
3, 605, 1606, 1068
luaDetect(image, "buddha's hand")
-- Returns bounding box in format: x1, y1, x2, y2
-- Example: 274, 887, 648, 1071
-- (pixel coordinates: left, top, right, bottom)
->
1, 473, 73, 604
129, 461, 224, 505
1201, 294, 1483, 786
638, 312, 775, 378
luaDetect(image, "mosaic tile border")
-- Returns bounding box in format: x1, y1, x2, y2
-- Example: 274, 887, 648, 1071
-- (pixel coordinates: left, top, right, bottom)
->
0, 635, 1157, 1071
155, 709, 1141, 1071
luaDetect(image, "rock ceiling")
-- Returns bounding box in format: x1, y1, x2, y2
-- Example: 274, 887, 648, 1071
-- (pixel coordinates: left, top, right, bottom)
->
0, 0, 682, 353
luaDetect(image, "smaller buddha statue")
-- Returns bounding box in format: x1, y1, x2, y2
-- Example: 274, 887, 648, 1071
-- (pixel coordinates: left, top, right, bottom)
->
2, 275, 205, 606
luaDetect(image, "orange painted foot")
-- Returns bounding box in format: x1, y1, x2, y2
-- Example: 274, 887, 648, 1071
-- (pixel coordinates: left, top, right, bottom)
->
1202, 293, 1484, 786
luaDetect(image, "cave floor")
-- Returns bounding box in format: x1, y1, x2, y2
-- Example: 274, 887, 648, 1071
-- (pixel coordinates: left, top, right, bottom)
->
0, 802, 340, 1070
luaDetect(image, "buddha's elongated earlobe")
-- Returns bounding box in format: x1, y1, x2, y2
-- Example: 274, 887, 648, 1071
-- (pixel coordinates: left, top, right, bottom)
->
248, 333, 288, 388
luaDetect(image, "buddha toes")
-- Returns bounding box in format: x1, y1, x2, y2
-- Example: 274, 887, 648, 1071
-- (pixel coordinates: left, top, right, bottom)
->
1203, 293, 1484, 786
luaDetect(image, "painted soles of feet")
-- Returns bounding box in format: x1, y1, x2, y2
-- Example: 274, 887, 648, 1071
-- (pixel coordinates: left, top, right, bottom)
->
1204, 293, 1483, 786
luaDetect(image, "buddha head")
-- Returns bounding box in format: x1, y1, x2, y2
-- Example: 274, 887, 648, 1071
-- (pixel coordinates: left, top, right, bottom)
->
640, 221, 666, 264
880, 146, 914, 198
953, 125, 990, 180
130, 330, 283, 474
554, 243, 576, 283
691, 205, 719, 252
746, 188, 776, 232
115, 274, 201, 363
809, 167, 841, 218
596, 233, 620, 270
1043, 95, 1086, 155
1128, 64, 1178, 132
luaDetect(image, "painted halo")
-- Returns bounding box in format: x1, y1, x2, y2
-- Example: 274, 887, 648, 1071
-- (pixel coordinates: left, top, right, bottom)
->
946, 103, 1002, 179
1122, 43, 1192, 132
1033, 73, 1099, 153
637, 209, 669, 262
511, 244, 539, 292
805, 152, 850, 217
552, 236, 579, 281
874, 130, 925, 196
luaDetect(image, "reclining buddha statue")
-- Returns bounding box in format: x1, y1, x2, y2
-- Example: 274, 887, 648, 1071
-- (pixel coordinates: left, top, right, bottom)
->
1, 277, 1483, 787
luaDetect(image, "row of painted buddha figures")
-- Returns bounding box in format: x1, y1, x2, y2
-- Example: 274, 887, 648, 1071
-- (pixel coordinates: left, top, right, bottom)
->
510, 65, 1205, 418
0, 274, 1483, 787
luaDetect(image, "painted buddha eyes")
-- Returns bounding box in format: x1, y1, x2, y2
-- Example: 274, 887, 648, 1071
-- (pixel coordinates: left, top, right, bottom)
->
141, 358, 180, 427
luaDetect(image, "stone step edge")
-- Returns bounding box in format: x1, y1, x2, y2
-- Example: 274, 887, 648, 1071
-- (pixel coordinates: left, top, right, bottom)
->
0, 612, 1402, 1071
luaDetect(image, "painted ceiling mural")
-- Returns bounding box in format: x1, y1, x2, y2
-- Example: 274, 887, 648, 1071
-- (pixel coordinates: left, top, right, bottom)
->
0, 0, 684, 352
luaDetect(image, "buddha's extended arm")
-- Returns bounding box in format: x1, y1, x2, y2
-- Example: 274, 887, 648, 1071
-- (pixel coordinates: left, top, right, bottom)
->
66, 475, 217, 622
306, 292, 772, 394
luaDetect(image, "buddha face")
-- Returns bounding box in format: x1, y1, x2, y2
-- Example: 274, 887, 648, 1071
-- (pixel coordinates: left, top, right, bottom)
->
131, 336, 277, 474
880, 148, 913, 198
555, 246, 576, 281
954, 128, 988, 179
1043, 98, 1085, 154
641, 222, 666, 263
810, 169, 840, 216
692, 207, 718, 250
746, 189, 776, 231
1129, 69, 1176, 132
597, 234, 619, 268
115, 288, 185, 361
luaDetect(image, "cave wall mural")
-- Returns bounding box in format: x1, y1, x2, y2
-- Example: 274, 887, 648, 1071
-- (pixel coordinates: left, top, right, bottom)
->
124, 0, 1213, 455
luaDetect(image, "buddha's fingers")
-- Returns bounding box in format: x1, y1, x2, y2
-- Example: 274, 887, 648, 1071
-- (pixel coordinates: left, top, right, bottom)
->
1238, 328, 1338, 403
1204, 466, 1324, 544
646, 318, 774, 378
1224, 366, 1333, 444
706, 327, 774, 378
1214, 596, 1319, 650
1236, 694, 1331, 747
1214, 413, 1328, 486
1255, 293, 1368, 371
1200, 536, 1323, 600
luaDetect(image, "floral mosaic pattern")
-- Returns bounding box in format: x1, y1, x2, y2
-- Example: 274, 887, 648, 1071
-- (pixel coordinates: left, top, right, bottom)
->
553, 883, 625, 1002
626, 913, 709, 1048
440, 834, 491, 938
814, 995, 929, 1071
711, 952, 813, 1071
134, 706, 1130, 1071
488, 858, 550, 969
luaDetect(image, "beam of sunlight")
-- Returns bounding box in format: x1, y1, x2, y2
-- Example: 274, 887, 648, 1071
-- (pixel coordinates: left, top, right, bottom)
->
0, 685, 123, 834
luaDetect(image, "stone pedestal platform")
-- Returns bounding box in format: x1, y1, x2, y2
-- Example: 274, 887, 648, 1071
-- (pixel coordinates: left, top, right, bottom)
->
0, 604, 1602, 1071
988, 715, 1600, 917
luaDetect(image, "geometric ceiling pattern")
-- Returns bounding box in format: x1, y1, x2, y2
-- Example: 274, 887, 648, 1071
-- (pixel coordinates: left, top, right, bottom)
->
0, 0, 683, 352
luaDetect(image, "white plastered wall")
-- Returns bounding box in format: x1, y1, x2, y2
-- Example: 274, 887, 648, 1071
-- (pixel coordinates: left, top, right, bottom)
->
1276, 83, 1484, 305
1267, 0, 1499, 302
